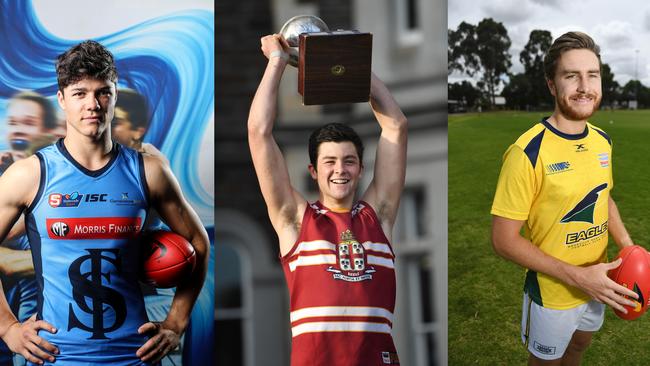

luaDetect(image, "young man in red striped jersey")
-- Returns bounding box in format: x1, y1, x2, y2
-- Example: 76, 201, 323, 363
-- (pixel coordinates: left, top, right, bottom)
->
248, 34, 407, 366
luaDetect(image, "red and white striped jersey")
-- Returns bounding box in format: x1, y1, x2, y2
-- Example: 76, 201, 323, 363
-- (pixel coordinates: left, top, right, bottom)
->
281, 201, 399, 366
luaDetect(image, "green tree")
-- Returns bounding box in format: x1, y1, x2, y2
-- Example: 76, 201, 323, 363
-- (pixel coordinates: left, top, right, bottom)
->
448, 81, 481, 109
600, 63, 619, 108
520, 30, 553, 108
448, 22, 478, 76
474, 18, 512, 108
502, 73, 532, 110
621, 80, 650, 108
448, 18, 512, 108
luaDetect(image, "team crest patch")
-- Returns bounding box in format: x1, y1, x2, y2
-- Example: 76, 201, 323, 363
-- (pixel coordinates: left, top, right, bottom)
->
560, 183, 608, 224
326, 229, 375, 282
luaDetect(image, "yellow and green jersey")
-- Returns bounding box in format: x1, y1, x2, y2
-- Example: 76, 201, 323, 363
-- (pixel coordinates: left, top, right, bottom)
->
491, 118, 613, 310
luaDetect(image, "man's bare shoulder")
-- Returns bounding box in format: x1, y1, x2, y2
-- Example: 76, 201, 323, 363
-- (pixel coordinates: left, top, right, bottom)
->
0, 155, 41, 206
2, 155, 40, 181
140, 143, 170, 167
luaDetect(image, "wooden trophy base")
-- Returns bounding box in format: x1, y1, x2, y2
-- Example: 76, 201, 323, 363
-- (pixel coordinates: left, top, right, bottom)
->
298, 31, 372, 105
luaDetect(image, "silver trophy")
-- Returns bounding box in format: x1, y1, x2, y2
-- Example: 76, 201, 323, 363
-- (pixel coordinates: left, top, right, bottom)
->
279, 15, 330, 67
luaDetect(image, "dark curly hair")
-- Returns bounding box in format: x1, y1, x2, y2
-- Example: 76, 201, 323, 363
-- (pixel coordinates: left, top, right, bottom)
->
308, 123, 364, 169
55, 40, 117, 93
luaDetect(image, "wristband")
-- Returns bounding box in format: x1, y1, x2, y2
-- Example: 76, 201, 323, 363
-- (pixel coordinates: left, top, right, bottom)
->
270, 50, 289, 61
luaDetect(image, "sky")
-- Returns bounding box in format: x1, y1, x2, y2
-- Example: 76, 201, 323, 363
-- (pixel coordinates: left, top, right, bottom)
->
448, 0, 650, 88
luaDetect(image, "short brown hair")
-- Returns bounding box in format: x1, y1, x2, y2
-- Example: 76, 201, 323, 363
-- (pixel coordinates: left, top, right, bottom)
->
543, 32, 601, 80
55, 40, 117, 92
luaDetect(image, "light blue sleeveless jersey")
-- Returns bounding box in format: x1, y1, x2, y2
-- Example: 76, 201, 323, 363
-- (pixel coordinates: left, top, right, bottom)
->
26, 140, 155, 366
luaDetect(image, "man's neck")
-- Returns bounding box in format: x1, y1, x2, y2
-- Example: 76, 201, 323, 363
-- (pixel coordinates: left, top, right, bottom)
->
547, 111, 588, 135
62, 132, 114, 171
319, 194, 355, 212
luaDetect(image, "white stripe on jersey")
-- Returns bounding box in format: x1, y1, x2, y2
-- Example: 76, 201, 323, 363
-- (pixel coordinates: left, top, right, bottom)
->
292, 321, 392, 337
292, 240, 337, 255
290, 306, 394, 323
288, 254, 337, 272
367, 255, 394, 268
362, 241, 393, 254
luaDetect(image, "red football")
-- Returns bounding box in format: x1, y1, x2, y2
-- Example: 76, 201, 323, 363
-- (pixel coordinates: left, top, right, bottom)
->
607, 245, 650, 320
141, 230, 196, 288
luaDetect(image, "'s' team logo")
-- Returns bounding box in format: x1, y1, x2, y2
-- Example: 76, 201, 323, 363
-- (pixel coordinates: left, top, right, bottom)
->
68, 248, 126, 339
50, 221, 70, 237
326, 229, 375, 282
545, 161, 571, 175
560, 183, 608, 224
598, 152, 609, 168
49, 192, 83, 208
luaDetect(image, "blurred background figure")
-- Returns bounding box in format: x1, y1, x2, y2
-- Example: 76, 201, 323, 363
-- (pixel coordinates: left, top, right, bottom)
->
1, 91, 58, 173
112, 87, 180, 366
112, 88, 148, 150
0, 91, 58, 366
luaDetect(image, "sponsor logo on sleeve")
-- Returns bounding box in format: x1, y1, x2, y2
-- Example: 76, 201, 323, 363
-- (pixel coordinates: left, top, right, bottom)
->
597, 152, 609, 167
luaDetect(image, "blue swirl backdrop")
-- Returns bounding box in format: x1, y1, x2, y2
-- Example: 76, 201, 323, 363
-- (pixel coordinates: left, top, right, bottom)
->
0, 1, 214, 364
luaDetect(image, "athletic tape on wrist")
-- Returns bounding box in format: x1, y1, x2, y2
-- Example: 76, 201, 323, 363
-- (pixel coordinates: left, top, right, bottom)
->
270, 50, 289, 61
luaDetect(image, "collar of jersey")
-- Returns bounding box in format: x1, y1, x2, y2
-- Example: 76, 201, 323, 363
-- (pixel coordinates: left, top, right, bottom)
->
56, 138, 121, 178
540, 117, 589, 140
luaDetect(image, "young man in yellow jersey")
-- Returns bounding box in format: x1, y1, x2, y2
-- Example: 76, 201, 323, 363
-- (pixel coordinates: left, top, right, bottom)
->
491, 32, 638, 366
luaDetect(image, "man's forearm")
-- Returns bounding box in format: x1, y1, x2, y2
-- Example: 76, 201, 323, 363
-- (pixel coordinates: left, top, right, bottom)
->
608, 196, 633, 249
492, 225, 581, 288
0, 282, 18, 340
369, 73, 407, 133
163, 234, 209, 334
248, 58, 287, 137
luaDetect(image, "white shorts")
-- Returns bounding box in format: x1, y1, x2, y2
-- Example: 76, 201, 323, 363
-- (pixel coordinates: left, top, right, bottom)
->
521, 293, 605, 360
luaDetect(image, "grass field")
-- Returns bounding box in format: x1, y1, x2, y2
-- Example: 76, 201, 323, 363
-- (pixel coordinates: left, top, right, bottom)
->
449, 110, 650, 365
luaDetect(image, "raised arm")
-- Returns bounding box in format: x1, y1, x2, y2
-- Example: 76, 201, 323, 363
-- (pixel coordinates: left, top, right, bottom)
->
136, 154, 209, 363
362, 74, 408, 239
492, 215, 637, 313
248, 34, 306, 254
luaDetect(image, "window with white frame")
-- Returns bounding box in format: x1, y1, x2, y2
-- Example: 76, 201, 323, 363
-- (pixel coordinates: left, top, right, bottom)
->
395, 0, 423, 47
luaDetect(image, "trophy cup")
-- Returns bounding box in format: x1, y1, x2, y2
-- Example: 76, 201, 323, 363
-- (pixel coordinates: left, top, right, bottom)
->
279, 15, 372, 105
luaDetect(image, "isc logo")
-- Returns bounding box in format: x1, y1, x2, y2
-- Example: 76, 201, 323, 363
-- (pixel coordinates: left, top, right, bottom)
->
85, 194, 108, 202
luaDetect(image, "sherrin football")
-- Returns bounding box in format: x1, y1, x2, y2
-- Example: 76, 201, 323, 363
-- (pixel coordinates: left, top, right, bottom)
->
607, 245, 650, 320
141, 230, 196, 288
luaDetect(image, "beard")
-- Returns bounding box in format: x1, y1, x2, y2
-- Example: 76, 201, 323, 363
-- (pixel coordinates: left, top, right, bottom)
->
556, 92, 602, 121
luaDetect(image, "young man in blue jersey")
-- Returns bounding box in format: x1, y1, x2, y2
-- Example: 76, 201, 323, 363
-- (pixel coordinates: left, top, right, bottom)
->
491, 32, 637, 365
0, 40, 208, 365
